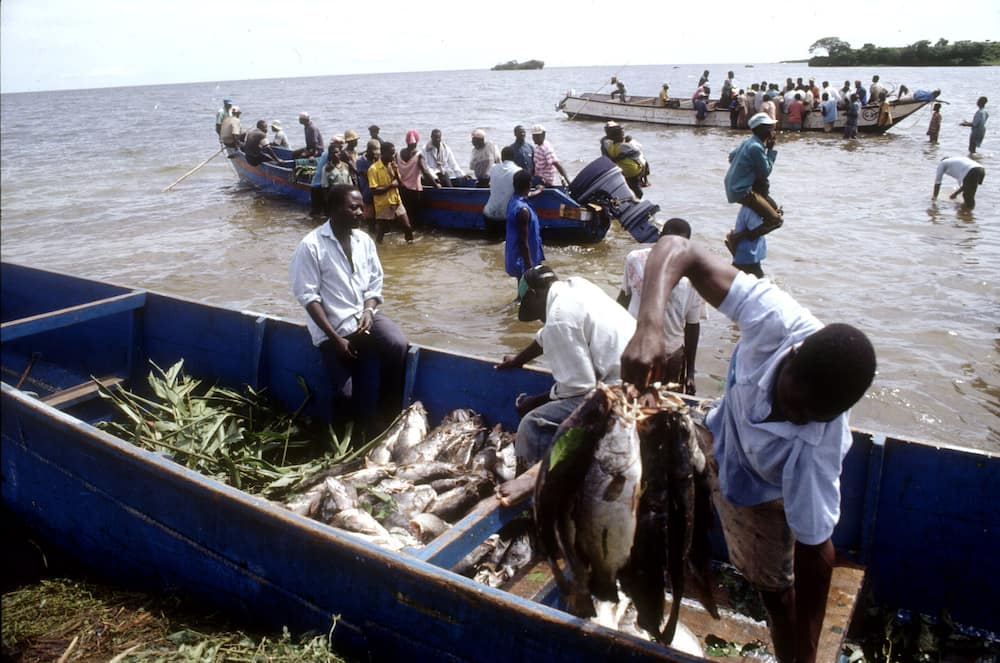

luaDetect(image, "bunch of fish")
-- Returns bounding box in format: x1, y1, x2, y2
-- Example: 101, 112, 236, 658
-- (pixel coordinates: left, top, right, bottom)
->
533, 382, 720, 644
284, 402, 518, 552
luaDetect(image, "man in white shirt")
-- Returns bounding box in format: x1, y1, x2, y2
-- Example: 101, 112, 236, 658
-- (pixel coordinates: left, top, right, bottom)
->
621, 235, 876, 663
495, 265, 636, 468
289, 184, 409, 441
932, 155, 986, 210
423, 129, 466, 186
483, 146, 521, 225
617, 218, 705, 395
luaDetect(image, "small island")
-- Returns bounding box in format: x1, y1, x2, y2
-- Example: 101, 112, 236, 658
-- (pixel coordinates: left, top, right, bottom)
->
492, 59, 544, 71
807, 37, 1000, 66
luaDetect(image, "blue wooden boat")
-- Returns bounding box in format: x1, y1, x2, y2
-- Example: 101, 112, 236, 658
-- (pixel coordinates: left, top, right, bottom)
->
3, 263, 998, 661
229, 148, 662, 244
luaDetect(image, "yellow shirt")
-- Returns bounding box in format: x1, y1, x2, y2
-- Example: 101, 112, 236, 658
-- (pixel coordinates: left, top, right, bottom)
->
366, 159, 401, 212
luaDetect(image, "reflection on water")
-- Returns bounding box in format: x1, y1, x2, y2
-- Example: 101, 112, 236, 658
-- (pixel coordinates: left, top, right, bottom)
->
1, 64, 998, 451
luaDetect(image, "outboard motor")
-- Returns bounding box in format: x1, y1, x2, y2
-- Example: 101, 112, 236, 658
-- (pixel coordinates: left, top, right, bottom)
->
568, 157, 660, 243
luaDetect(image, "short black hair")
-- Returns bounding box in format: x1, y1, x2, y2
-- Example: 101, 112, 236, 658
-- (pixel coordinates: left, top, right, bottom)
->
659, 217, 691, 238
500, 146, 515, 161
790, 323, 876, 415
513, 169, 532, 192
326, 183, 359, 211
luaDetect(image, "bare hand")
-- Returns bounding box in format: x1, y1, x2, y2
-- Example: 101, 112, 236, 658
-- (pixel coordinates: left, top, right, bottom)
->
332, 335, 356, 361
357, 309, 374, 334
621, 329, 670, 389
495, 355, 521, 371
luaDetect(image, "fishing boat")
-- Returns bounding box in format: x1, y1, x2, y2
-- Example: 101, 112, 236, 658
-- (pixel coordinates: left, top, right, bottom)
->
556, 91, 935, 133
228, 149, 660, 244
3, 263, 998, 661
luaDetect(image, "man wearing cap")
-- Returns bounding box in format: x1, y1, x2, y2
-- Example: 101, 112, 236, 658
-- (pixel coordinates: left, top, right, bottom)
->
215, 99, 233, 137
530, 125, 569, 187
469, 129, 501, 186
289, 183, 409, 443
495, 264, 636, 481
423, 129, 465, 187
507, 125, 535, 178
342, 129, 361, 166
293, 112, 324, 159
724, 112, 783, 228
219, 107, 243, 154
270, 120, 289, 148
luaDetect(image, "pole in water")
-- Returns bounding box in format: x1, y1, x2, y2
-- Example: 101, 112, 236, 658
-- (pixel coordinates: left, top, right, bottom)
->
163, 146, 226, 192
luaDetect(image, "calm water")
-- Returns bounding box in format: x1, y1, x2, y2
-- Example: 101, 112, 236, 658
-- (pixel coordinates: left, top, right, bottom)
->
1, 64, 997, 451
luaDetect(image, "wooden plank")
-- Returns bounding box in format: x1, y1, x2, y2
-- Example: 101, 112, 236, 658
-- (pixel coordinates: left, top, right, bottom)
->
1, 291, 146, 342
41, 375, 123, 409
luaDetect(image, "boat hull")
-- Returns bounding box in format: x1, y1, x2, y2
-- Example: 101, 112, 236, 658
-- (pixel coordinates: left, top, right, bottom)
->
557, 93, 932, 133
228, 154, 610, 244
3, 263, 999, 660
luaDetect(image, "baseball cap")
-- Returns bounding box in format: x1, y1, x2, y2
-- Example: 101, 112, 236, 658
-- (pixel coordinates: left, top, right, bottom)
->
748, 112, 777, 129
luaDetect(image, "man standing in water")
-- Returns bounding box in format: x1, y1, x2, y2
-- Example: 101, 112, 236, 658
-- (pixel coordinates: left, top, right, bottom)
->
725, 113, 783, 227
289, 184, 409, 442
620, 235, 876, 663
961, 96, 989, 155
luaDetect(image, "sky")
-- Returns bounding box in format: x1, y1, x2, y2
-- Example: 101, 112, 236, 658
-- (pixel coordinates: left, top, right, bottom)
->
2, 0, 999, 93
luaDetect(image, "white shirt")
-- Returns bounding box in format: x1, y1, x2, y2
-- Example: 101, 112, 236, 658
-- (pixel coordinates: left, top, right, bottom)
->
483, 161, 521, 219
705, 272, 853, 545
621, 247, 707, 354
289, 223, 384, 346
423, 140, 465, 180
537, 278, 637, 400
935, 156, 981, 185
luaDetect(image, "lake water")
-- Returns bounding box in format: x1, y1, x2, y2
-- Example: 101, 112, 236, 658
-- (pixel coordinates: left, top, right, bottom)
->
1, 63, 997, 451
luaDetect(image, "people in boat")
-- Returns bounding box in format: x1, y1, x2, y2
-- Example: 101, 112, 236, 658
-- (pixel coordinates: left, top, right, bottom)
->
876, 92, 893, 129
244, 120, 281, 166
694, 93, 710, 125
961, 96, 989, 155
367, 141, 414, 243
219, 106, 243, 154
269, 120, 289, 148
659, 83, 670, 106
617, 217, 705, 395
844, 94, 861, 139
289, 183, 410, 443
621, 234, 876, 663
760, 91, 777, 123
926, 103, 942, 143
838, 80, 853, 109
868, 75, 886, 107
293, 112, 324, 159
215, 98, 233, 138
724, 112, 783, 228
530, 125, 570, 188
892, 85, 911, 102
355, 140, 380, 231
508, 125, 535, 179
853, 80, 868, 106
395, 129, 440, 225
735, 89, 751, 129
821, 81, 840, 108
503, 170, 545, 298
933, 156, 986, 210
820, 93, 838, 133
469, 129, 501, 187
604, 123, 645, 198
719, 70, 735, 106
484, 146, 522, 229
725, 204, 781, 279
784, 93, 805, 131
609, 76, 627, 102
423, 129, 465, 187
494, 264, 635, 468
692, 83, 710, 103
698, 69, 710, 87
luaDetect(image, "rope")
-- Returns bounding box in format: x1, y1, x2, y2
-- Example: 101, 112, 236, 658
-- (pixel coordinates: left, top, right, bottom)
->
567, 62, 630, 121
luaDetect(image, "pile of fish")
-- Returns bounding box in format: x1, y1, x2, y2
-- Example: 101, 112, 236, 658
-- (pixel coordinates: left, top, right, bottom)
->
283, 402, 519, 553
533, 382, 720, 644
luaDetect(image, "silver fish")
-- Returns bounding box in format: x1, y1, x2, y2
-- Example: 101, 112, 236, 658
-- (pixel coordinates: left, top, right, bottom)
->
338, 465, 396, 489
409, 512, 450, 543
367, 401, 427, 466
428, 475, 493, 522
315, 477, 359, 522
395, 460, 460, 484
398, 408, 484, 465
329, 507, 392, 538
453, 533, 501, 577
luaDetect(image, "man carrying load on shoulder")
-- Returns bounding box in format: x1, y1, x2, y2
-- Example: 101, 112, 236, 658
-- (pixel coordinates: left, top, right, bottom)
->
724, 112, 784, 228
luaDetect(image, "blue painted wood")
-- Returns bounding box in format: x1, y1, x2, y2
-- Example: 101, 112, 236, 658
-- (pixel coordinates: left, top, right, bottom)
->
1, 291, 146, 343
3, 261, 1000, 656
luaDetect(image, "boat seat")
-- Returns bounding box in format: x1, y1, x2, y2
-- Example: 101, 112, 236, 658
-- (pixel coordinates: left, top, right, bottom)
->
40, 375, 124, 410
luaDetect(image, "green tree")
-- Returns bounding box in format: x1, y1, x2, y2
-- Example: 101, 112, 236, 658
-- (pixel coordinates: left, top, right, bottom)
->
809, 37, 851, 56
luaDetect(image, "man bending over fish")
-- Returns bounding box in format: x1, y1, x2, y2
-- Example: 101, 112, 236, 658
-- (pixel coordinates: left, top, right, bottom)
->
495, 265, 636, 492
620, 235, 876, 663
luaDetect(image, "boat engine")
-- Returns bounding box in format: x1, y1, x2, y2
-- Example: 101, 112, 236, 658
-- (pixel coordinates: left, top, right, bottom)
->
568, 157, 660, 243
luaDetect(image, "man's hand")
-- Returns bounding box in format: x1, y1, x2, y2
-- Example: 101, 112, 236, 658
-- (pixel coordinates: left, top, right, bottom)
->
684, 375, 697, 396
494, 355, 522, 371
724, 231, 737, 255
357, 308, 374, 334
330, 335, 356, 361
621, 329, 670, 389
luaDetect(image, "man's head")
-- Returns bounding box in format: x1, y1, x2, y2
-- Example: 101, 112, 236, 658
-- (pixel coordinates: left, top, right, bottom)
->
518, 265, 558, 322
405, 129, 420, 147
531, 125, 546, 145
775, 324, 876, 424
365, 139, 381, 159
514, 125, 526, 142
872, 75, 880, 83
977, 96, 988, 108
298, 112, 310, 125
748, 112, 776, 139
430, 129, 442, 146
471, 129, 486, 148
223, 98, 233, 108
368, 124, 380, 137
512, 169, 532, 195
344, 129, 360, 147
326, 184, 364, 228
232, 106, 241, 116
380, 141, 396, 163
500, 145, 515, 162
659, 217, 691, 239
255, 120, 267, 131
271, 120, 282, 132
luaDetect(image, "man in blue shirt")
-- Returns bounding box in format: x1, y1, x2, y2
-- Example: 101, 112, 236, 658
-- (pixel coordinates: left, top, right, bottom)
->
724, 113, 783, 227
623, 235, 876, 663
508, 125, 535, 178
505, 170, 545, 298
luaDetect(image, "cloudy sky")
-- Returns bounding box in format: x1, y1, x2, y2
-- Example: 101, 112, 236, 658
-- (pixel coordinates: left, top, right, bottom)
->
2, 0, 998, 93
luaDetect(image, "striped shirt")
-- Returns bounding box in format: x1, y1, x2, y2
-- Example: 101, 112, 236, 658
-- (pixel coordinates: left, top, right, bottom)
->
532, 140, 561, 186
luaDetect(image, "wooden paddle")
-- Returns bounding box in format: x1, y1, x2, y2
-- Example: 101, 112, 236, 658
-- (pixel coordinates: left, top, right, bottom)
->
163, 146, 226, 191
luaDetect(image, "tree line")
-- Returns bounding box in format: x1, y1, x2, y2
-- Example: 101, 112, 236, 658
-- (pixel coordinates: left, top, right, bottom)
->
808, 37, 1000, 66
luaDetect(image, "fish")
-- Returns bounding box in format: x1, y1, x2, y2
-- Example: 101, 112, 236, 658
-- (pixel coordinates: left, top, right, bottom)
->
453, 534, 501, 577
409, 512, 450, 543
428, 474, 494, 522
367, 401, 427, 466
395, 460, 460, 484
330, 507, 393, 538
398, 408, 484, 465
314, 477, 359, 523
338, 465, 396, 489
436, 427, 488, 467
533, 385, 615, 618
572, 385, 644, 603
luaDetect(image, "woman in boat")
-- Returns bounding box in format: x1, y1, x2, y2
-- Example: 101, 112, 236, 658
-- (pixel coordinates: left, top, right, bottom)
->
395, 130, 440, 225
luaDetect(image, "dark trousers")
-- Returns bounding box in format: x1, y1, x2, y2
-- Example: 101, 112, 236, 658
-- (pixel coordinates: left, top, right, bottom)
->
962, 167, 985, 210
318, 314, 409, 442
